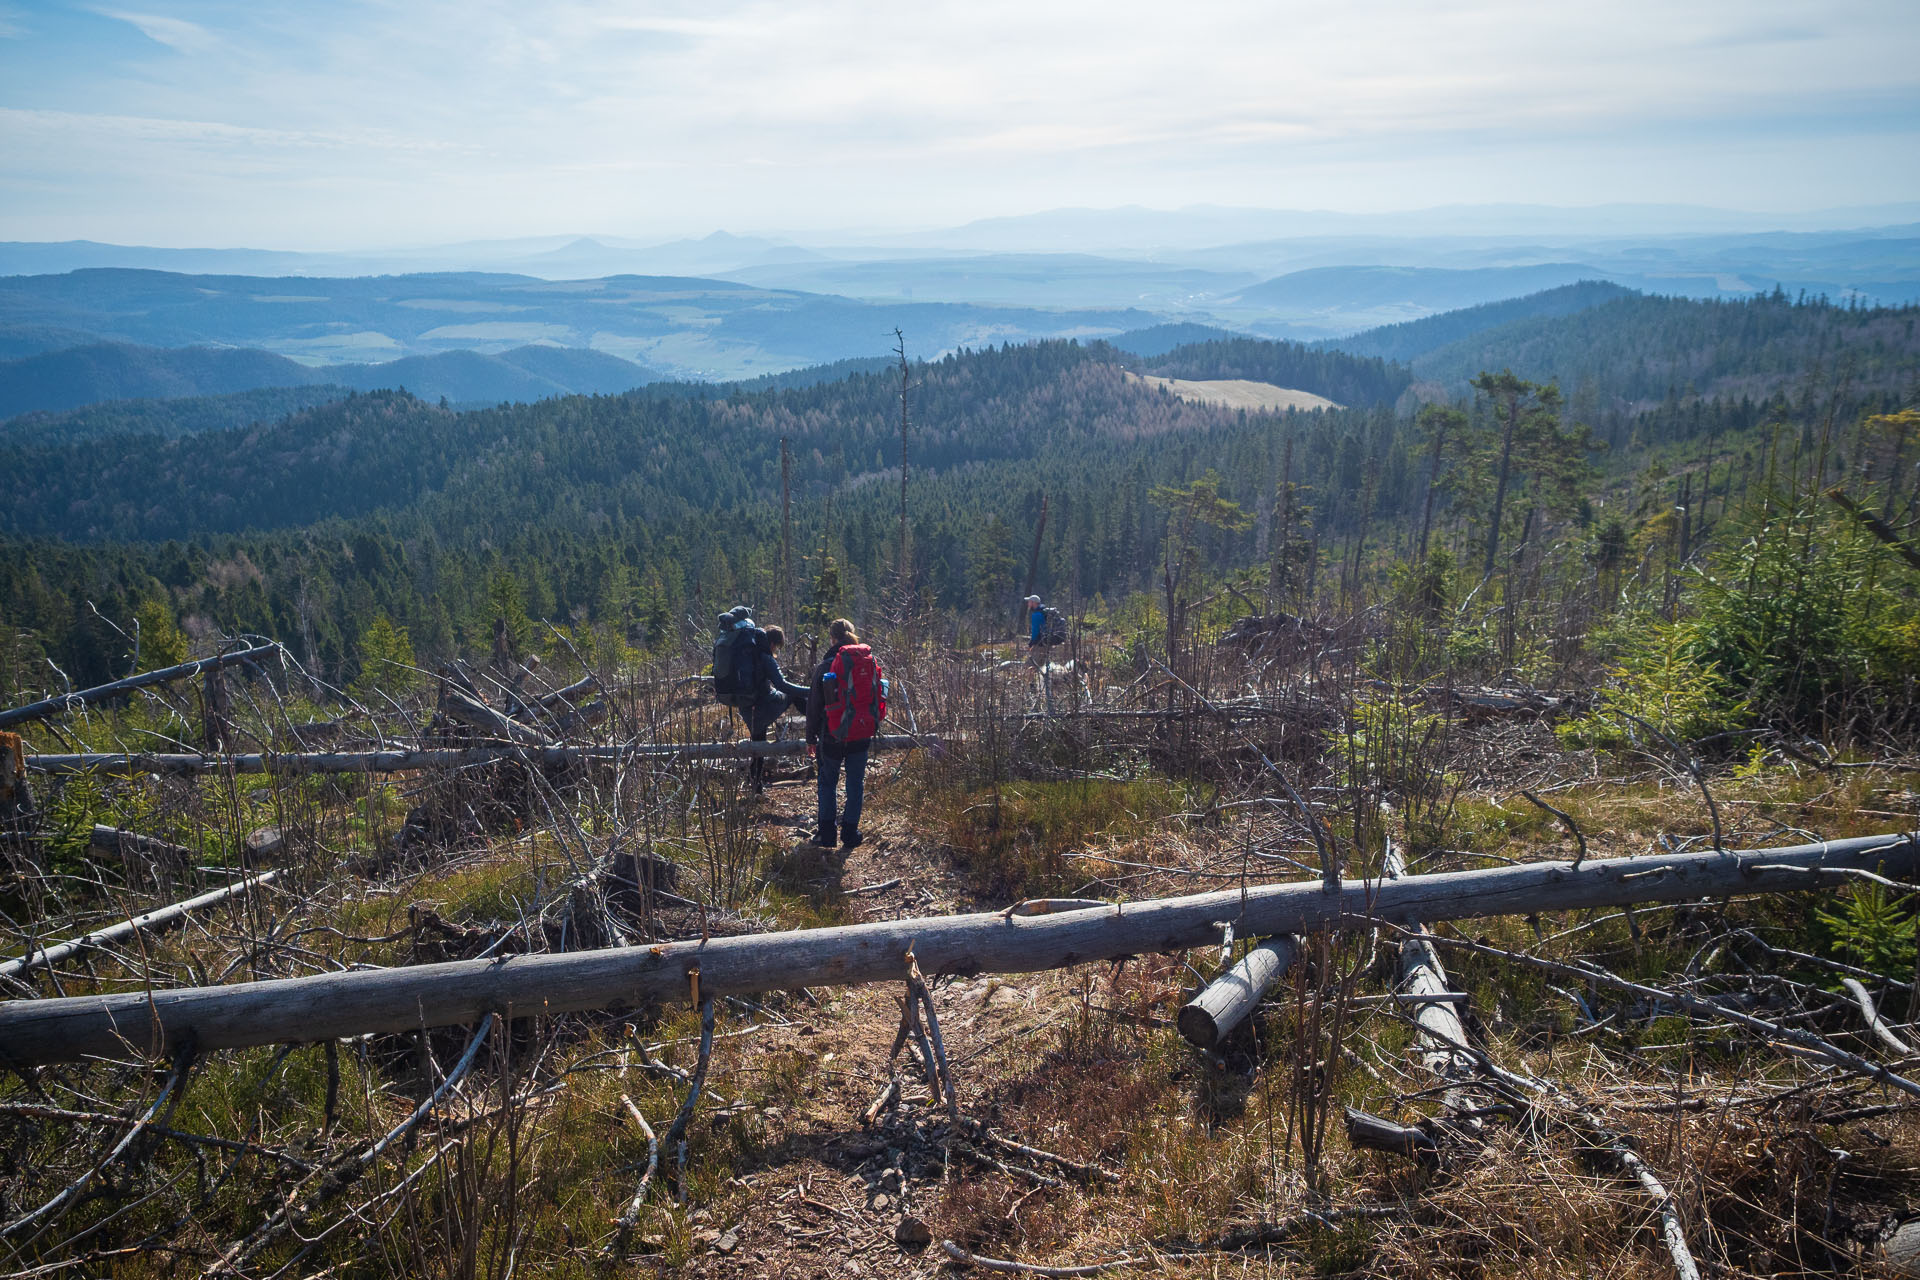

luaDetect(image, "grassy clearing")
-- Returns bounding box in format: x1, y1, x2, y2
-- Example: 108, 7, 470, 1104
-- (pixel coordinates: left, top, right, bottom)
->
926, 776, 1186, 900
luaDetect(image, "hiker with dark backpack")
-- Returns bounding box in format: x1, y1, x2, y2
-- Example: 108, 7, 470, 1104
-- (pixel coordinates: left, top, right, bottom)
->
711, 607, 808, 790
1026, 595, 1068, 651
806, 618, 886, 849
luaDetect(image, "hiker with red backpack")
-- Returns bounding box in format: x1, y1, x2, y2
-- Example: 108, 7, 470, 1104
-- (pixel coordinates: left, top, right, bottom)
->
806, 617, 886, 850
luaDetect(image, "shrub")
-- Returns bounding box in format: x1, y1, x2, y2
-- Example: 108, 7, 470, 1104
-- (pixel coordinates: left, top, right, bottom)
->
1559, 618, 1750, 749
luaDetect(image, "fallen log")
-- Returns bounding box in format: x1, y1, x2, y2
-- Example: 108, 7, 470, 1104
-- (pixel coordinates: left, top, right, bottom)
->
1177, 935, 1300, 1050
0, 870, 279, 984
0, 643, 281, 731
0, 833, 1913, 1066
25, 735, 934, 776
1383, 838, 1475, 1084
534, 674, 599, 712
441, 689, 553, 747
89, 824, 195, 867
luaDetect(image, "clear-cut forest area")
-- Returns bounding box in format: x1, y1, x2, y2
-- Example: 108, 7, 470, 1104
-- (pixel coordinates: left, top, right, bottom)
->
2, 280, 1918, 1280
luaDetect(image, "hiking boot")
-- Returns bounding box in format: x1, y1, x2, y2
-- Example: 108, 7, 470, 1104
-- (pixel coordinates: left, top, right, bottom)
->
812, 829, 837, 848
840, 830, 864, 851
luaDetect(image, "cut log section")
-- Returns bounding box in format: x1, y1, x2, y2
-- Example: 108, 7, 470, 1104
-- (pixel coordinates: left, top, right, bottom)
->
0, 833, 1913, 1067
25, 735, 935, 776
1177, 935, 1300, 1050
0, 643, 281, 730
89, 825, 195, 868
0, 871, 279, 984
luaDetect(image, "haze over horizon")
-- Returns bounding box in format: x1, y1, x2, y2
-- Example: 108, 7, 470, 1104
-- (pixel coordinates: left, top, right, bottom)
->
2, 0, 1917, 250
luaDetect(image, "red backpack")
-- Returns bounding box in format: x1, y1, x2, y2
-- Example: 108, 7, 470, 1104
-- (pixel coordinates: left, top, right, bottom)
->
824, 643, 886, 743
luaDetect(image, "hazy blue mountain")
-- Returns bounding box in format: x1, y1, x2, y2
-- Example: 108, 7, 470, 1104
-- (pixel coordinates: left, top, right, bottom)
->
487, 344, 669, 395
0, 240, 328, 277
719, 253, 1255, 309
0, 324, 110, 360
1105, 323, 1245, 358
1319, 281, 1636, 363
879, 203, 1920, 255
0, 341, 663, 418
1233, 264, 1610, 314
0, 344, 318, 417
0, 268, 1163, 380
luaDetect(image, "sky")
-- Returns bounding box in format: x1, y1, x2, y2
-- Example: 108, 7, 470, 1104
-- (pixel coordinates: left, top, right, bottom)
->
0, 0, 1917, 249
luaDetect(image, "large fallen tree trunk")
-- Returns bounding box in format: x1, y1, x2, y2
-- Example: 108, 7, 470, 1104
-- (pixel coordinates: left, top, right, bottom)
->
1, 832, 1912, 1067
0, 643, 281, 731
0, 871, 279, 985
24, 735, 934, 776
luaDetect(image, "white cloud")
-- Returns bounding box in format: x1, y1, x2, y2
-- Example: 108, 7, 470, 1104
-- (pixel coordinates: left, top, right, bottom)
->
96, 8, 219, 54
0, 0, 1914, 245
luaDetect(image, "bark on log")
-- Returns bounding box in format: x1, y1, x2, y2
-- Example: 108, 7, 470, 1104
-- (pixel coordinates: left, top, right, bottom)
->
0, 871, 279, 984
89, 825, 194, 867
1177, 935, 1300, 1050
1, 833, 1913, 1066
25, 735, 934, 776
1383, 839, 1475, 1082
0, 643, 280, 730
440, 690, 553, 747
1342, 1107, 1439, 1159
534, 675, 599, 712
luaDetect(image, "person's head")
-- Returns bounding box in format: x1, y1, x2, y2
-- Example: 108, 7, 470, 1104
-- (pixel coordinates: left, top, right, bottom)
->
1025, 595, 1041, 610
828, 618, 858, 646
764, 625, 785, 652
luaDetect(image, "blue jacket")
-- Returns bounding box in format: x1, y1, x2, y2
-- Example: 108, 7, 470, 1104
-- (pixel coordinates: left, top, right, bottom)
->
1029, 606, 1045, 645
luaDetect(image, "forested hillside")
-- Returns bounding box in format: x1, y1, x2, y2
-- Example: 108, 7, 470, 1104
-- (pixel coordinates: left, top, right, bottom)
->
1410, 288, 1920, 404
0, 339, 1405, 683
1139, 337, 1411, 405
1320, 280, 1633, 363
0, 341, 662, 419
0, 343, 323, 417
2, 293, 1915, 704
0, 384, 349, 443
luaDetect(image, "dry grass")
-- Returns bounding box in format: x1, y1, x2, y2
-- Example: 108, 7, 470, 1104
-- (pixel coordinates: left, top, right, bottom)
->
1123, 372, 1343, 413
2, 635, 1917, 1280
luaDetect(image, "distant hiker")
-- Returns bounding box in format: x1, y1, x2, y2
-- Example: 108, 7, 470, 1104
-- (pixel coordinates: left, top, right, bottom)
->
807, 618, 887, 850
1026, 595, 1068, 650
711, 607, 808, 790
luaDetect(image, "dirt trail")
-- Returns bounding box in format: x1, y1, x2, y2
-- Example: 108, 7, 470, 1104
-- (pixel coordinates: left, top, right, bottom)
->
675, 771, 1088, 1276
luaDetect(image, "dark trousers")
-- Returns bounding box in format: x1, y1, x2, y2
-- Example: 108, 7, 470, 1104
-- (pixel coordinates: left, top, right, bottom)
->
740, 690, 804, 785
815, 740, 869, 841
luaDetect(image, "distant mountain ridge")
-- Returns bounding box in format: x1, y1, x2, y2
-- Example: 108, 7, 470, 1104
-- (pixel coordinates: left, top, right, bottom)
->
1233, 264, 1613, 314
0, 341, 662, 419
1106, 323, 1245, 358
0, 267, 1163, 381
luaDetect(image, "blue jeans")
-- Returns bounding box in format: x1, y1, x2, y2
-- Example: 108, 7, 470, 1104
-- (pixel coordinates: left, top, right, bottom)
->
816, 740, 869, 840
